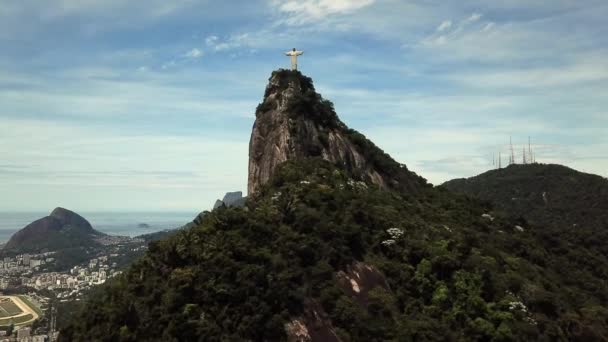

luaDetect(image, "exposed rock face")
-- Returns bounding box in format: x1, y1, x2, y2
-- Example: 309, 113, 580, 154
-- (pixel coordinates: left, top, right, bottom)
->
285, 261, 392, 341
336, 261, 391, 307
213, 191, 246, 209
222, 191, 243, 205
49, 207, 95, 232
248, 69, 427, 195
285, 300, 341, 342
4, 207, 103, 253
212, 199, 224, 210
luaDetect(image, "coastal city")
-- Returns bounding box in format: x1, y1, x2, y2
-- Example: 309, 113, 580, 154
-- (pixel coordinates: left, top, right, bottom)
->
0, 238, 151, 341
0, 245, 145, 297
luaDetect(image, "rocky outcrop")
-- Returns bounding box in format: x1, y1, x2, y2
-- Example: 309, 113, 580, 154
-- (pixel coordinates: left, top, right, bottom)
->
49, 207, 96, 233
213, 191, 246, 209
285, 300, 341, 342
248, 69, 427, 195
212, 199, 224, 210
285, 261, 392, 341
336, 261, 391, 307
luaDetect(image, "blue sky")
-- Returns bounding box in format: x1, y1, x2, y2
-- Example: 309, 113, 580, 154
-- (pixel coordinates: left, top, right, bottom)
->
1, 0, 607, 212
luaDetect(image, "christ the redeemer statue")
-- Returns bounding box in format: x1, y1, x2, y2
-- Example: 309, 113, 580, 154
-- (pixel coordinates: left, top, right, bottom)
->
285, 48, 303, 70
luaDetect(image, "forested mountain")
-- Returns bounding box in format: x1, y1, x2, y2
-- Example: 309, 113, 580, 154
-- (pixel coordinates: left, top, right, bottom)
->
443, 163, 608, 232
59, 71, 608, 341
3, 207, 105, 254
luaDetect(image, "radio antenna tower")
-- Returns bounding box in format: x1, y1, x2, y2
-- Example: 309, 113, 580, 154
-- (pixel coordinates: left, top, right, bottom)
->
509, 136, 515, 165
528, 136, 533, 163
528, 136, 534, 164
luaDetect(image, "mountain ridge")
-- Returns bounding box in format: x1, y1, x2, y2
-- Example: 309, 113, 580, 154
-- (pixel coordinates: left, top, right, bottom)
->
442, 163, 608, 232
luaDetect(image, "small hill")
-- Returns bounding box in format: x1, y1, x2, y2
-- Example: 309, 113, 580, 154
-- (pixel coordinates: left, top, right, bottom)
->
442, 163, 608, 232
3, 207, 105, 253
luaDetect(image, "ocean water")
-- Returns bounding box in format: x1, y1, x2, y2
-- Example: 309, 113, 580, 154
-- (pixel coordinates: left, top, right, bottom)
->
0, 211, 198, 243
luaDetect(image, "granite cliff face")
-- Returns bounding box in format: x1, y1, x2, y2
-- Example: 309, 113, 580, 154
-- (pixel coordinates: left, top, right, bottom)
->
248, 69, 427, 195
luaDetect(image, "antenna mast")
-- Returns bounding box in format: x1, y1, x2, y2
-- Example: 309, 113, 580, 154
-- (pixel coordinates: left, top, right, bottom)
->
528, 137, 531, 163
509, 136, 515, 165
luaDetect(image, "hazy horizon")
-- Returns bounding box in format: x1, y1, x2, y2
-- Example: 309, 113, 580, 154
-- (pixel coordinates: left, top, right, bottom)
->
2, 0, 607, 211
0, 210, 198, 243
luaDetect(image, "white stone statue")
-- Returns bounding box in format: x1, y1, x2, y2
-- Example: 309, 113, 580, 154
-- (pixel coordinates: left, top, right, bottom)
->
285, 48, 304, 70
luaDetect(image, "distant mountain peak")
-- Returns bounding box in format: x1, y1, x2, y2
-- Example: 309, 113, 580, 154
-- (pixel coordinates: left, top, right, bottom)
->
3, 208, 103, 253
49, 207, 94, 232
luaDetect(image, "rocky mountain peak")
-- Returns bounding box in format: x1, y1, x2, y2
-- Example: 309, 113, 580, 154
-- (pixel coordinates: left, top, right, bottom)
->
247, 69, 427, 195
4, 207, 102, 253
49, 207, 94, 232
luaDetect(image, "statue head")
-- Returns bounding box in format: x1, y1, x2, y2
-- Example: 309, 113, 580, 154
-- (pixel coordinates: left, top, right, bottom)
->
292, 48, 296, 51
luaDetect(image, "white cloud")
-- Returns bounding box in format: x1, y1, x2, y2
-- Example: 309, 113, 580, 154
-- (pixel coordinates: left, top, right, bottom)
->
466, 12, 482, 23
0, 67, 259, 121
12, 0, 197, 20
420, 12, 490, 47
161, 60, 176, 69
0, 0, 203, 39
205, 35, 219, 46
272, 0, 375, 25
184, 48, 204, 58
446, 60, 608, 89
0, 118, 248, 211
203, 33, 258, 53
437, 20, 452, 32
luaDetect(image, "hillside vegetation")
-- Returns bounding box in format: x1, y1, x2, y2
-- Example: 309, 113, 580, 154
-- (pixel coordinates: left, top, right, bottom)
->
443, 164, 608, 257
443, 164, 608, 229
60, 159, 608, 341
